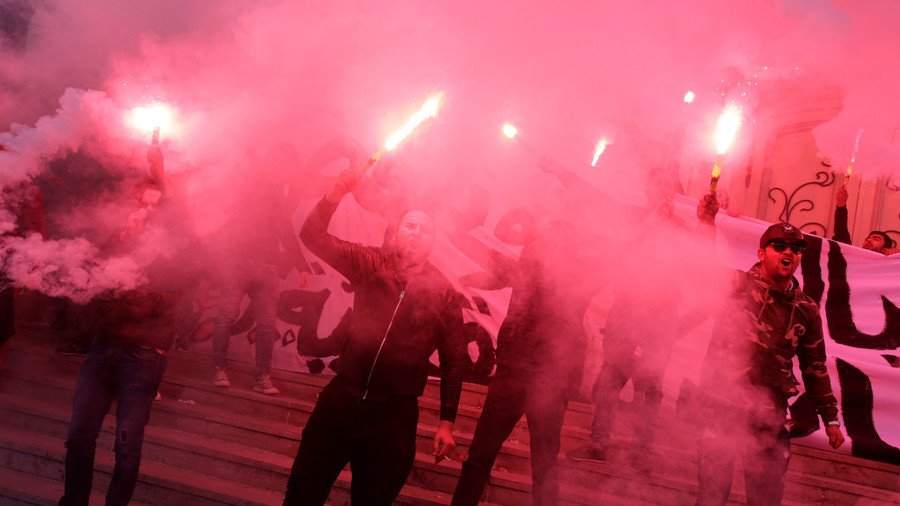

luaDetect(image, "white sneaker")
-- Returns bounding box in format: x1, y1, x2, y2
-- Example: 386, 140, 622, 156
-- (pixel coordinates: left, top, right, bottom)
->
213, 368, 231, 387
252, 375, 279, 395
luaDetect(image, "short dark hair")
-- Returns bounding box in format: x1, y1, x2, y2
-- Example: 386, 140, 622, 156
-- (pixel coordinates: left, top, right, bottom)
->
869, 231, 895, 248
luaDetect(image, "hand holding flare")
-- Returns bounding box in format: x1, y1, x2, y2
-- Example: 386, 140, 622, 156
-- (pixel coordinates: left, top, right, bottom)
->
327, 93, 444, 204
709, 103, 742, 193
359, 92, 444, 173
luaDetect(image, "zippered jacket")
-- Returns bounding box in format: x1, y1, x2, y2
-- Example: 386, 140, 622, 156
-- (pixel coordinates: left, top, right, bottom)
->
300, 197, 467, 422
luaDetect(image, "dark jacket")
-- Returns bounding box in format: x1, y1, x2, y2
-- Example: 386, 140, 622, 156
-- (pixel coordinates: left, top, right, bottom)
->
701, 264, 839, 423
496, 221, 606, 379
92, 193, 198, 350
833, 206, 851, 245
300, 197, 467, 421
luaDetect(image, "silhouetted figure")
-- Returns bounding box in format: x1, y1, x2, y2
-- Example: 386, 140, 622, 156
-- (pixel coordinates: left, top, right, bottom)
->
452, 220, 606, 506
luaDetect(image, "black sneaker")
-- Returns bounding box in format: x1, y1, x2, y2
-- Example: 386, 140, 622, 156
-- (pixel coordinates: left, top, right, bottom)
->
55, 343, 89, 356
566, 443, 607, 463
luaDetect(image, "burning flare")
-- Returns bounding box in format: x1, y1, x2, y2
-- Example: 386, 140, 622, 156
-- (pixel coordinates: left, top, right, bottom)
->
360, 92, 445, 172
384, 93, 444, 151
845, 128, 864, 182
591, 138, 608, 167
126, 103, 176, 143
710, 103, 743, 191
502, 122, 519, 139
683, 91, 696, 104
714, 103, 743, 157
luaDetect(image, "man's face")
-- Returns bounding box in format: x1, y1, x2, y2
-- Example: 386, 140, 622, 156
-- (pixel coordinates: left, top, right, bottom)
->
757, 240, 804, 286
863, 233, 886, 253
394, 210, 436, 266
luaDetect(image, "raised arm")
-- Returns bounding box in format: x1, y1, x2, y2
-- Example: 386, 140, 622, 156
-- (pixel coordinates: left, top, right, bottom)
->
832, 186, 851, 244
299, 168, 377, 284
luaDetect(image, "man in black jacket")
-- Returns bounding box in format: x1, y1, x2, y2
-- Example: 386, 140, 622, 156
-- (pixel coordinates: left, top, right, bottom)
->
283, 167, 467, 506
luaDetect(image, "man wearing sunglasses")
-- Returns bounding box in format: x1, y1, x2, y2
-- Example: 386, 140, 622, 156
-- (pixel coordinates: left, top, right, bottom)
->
693, 195, 845, 505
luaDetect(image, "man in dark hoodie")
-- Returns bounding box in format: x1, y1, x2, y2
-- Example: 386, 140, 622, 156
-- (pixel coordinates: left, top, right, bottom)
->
693, 195, 845, 505
451, 218, 606, 506
59, 145, 197, 506
283, 167, 467, 506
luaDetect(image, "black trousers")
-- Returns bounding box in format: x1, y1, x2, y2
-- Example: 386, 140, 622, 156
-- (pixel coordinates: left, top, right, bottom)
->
452, 367, 569, 506
283, 377, 419, 506
695, 403, 791, 506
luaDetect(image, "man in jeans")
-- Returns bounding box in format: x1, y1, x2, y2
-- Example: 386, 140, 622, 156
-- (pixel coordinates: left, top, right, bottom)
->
210, 144, 311, 395
60, 145, 195, 505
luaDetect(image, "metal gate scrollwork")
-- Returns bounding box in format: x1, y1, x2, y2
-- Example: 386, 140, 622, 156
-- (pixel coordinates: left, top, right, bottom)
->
768, 170, 836, 236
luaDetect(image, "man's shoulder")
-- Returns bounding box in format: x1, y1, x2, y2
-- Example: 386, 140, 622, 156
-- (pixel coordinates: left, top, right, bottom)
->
793, 288, 820, 314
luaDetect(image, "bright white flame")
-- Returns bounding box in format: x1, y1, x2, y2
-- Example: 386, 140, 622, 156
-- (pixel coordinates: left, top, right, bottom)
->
501, 122, 518, 139
683, 91, 695, 103
384, 93, 444, 151
715, 103, 742, 155
590, 138, 608, 166
126, 103, 175, 137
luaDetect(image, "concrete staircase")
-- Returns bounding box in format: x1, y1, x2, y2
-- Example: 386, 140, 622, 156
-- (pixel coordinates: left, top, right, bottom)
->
1, 331, 897, 505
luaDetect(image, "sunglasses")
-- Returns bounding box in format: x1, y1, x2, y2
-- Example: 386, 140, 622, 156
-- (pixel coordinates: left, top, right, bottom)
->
767, 241, 806, 254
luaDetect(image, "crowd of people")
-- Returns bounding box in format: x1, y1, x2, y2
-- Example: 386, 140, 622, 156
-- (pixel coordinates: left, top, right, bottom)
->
3, 136, 897, 506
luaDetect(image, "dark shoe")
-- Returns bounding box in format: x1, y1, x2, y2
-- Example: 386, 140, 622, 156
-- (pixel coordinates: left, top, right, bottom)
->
55, 343, 89, 356
566, 443, 607, 463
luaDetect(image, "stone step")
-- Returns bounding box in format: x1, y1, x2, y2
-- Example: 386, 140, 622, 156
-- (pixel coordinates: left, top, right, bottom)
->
0, 343, 739, 456
10, 341, 899, 497
0, 390, 638, 506
0, 427, 282, 506
0, 362, 732, 502
0, 466, 151, 506
3, 360, 897, 506
0, 424, 467, 506
5, 343, 671, 460
4, 340, 899, 506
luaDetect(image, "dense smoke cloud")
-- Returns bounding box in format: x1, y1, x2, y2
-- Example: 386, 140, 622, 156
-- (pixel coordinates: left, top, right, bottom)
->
0, 0, 895, 482
0, 0, 895, 296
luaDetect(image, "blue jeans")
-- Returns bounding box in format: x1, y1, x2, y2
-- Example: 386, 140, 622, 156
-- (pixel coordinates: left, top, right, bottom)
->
59, 342, 167, 506
211, 260, 279, 378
